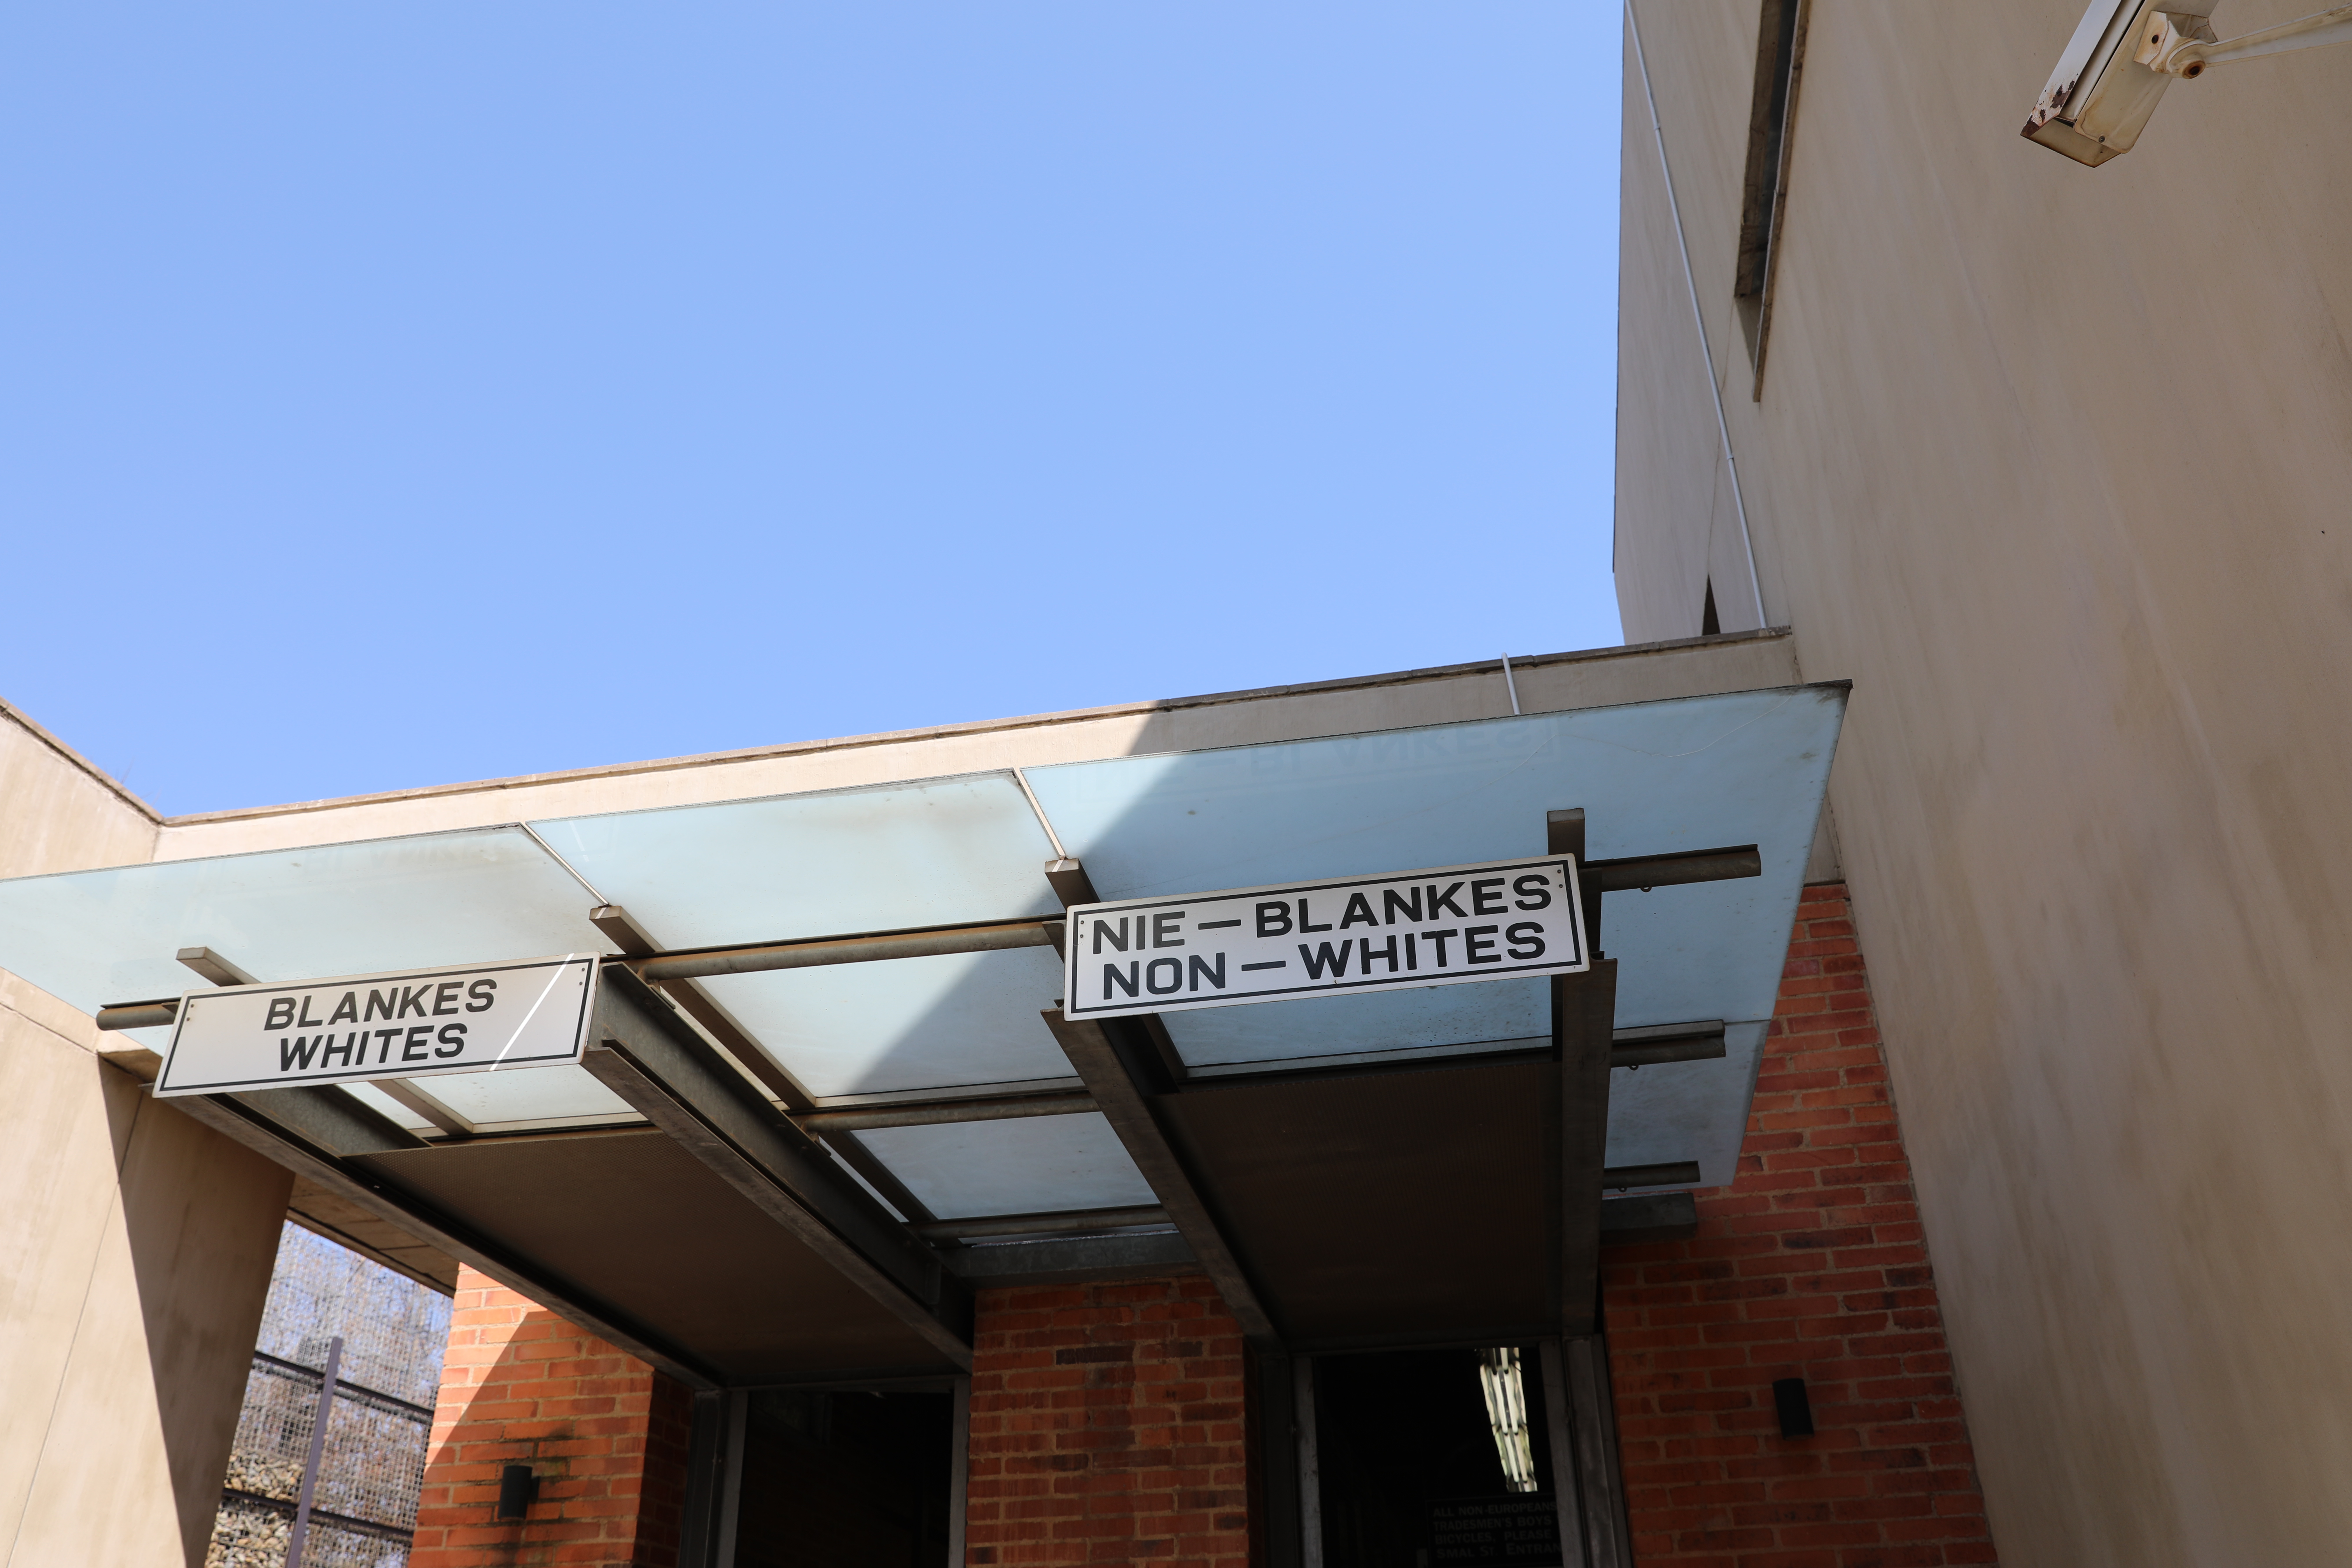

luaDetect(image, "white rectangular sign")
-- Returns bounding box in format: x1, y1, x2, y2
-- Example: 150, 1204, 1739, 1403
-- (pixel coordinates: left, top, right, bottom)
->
153, 954, 599, 1098
1062, 857, 1588, 1022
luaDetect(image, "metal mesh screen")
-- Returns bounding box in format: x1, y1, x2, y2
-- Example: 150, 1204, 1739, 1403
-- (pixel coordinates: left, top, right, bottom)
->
206, 1224, 452, 1568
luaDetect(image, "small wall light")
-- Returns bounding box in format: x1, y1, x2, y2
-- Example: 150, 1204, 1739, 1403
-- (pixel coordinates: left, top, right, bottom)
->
496, 1463, 539, 1521
1772, 1377, 1815, 1438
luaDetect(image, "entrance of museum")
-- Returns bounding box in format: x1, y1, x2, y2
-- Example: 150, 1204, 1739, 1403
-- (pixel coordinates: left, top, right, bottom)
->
1308, 1345, 1605, 1568
0, 679, 1848, 1566
726, 1387, 957, 1567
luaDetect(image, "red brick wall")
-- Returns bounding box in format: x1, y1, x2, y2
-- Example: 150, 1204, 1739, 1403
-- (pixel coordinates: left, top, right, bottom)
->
965, 1276, 1251, 1566
1603, 884, 2000, 1567
412, 1267, 692, 1568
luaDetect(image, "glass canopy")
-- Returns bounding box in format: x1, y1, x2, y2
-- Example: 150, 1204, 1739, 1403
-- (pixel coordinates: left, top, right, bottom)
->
0, 684, 1844, 1209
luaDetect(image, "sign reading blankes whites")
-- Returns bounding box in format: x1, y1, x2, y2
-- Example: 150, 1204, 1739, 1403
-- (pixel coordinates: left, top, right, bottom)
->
152, 954, 598, 1098
1062, 857, 1588, 1022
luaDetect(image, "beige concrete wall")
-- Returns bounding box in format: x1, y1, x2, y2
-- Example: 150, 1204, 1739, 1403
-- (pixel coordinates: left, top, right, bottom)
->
0, 700, 158, 875
152, 632, 1806, 859
0, 705, 290, 1566
0, 963, 292, 1566
1617, 4, 2352, 1563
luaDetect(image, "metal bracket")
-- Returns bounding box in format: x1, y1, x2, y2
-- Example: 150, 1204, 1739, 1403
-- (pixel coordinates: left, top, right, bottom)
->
1041, 1006, 1279, 1344
2141, 5, 2352, 76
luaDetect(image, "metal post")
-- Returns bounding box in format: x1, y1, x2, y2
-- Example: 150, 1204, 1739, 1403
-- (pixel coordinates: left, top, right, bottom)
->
948, 1377, 971, 1568
1254, 1349, 1303, 1568
678, 1390, 730, 1567
1537, 1340, 1590, 1564
712, 1390, 749, 1568
283, 1334, 343, 1568
1293, 1357, 1323, 1568
1566, 1337, 1633, 1568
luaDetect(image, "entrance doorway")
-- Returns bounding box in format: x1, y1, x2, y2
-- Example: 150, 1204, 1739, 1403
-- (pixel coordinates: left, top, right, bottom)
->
1310, 1346, 1567, 1568
727, 1387, 955, 1567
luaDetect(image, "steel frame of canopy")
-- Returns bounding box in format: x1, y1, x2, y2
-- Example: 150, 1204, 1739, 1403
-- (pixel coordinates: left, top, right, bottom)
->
123, 819, 1755, 1568
132, 828, 1754, 1358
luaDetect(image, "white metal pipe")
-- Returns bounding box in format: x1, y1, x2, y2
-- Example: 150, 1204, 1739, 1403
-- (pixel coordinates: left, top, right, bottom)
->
1627, 0, 1769, 631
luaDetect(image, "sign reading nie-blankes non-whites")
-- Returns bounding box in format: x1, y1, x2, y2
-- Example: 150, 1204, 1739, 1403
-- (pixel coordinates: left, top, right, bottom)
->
1062, 858, 1587, 1022
153, 954, 599, 1098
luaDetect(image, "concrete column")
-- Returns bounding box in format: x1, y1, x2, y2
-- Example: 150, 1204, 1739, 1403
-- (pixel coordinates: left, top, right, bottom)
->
0, 971, 291, 1567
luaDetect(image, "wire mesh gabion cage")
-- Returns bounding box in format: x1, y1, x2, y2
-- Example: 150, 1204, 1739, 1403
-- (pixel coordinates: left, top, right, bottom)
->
205, 1224, 452, 1568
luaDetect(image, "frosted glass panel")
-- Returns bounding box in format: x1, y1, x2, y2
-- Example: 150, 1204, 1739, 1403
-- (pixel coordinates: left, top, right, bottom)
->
854, 1113, 1157, 1219
529, 771, 1059, 948
0, 825, 608, 1056
703, 945, 1070, 1098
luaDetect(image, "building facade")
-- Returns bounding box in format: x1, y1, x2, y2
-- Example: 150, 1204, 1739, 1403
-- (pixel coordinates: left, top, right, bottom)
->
1614, 2, 2352, 1563
0, 630, 2002, 1568
9, 4, 2340, 1563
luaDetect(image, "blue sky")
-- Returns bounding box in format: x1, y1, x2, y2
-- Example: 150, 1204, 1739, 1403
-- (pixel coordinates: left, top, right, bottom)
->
0, 4, 1622, 816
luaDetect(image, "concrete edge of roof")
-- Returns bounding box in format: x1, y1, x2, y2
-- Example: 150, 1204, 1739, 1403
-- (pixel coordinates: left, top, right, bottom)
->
158, 627, 1795, 827
0, 694, 164, 825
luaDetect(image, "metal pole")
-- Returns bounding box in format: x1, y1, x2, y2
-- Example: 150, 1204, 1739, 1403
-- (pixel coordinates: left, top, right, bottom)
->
284, 1334, 344, 1568
1293, 1358, 1323, 1568
712, 1390, 749, 1568
1626, 0, 1769, 630
947, 1377, 972, 1568
1537, 1340, 1590, 1564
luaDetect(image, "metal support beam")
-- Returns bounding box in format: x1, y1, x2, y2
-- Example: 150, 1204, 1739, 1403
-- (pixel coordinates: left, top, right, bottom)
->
1041, 1007, 1280, 1345
795, 1092, 1096, 1134
1557, 961, 1617, 1339
912, 1205, 1167, 1242
583, 905, 937, 1225
1599, 1191, 1700, 1245
96, 998, 177, 1031
166, 1087, 719, 1388
588, 904, 820, 1108
1549, 809, 1603, 956
943, 1230, 1198, 1287
1600, 1161, 1701, 1190
177, 945, 256, 987
1610, 1019, 1727, 1068
634, 918, 1057, 984
1043, 858, 1100, 908
580, 967, 973, 1367
1582, 846, 1761, 892
229, 1081, 428, 1155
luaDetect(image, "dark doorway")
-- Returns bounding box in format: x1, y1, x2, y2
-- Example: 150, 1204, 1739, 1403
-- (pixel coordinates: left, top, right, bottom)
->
1314, 1347, 1565, 1568
730, 1388, 954, 1567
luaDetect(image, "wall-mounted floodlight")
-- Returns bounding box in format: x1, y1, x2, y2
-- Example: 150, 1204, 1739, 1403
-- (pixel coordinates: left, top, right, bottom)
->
495, 1463, 539, 1521
2023, 2, 2352, 165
